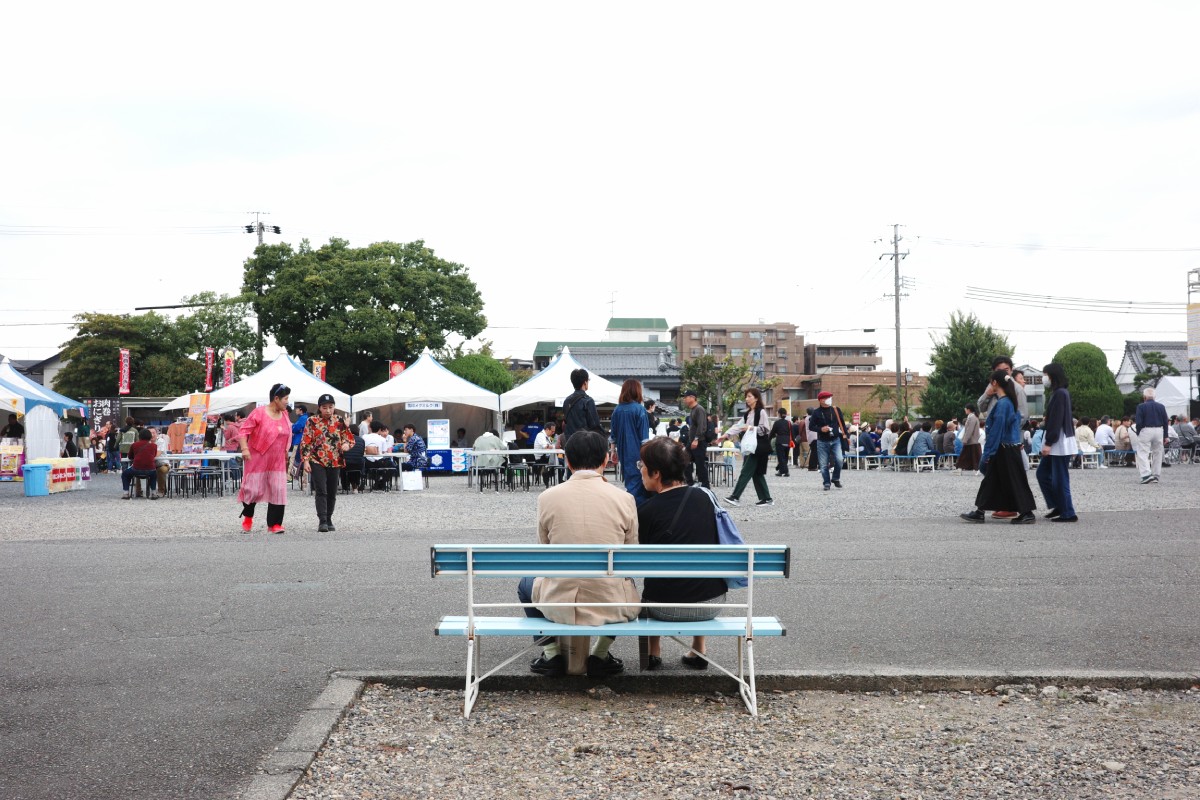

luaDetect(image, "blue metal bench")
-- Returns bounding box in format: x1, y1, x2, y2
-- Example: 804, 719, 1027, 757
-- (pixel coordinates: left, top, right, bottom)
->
431, 543, 790, 717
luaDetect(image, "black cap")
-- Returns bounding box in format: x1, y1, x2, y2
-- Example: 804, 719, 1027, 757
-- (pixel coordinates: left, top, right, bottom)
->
682, 390, 698, 398
317, 393, 335, 406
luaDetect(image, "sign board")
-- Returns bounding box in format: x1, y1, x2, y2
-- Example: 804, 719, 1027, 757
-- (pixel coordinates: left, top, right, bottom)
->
427, 418, 451, 449
406, 401, 443, 411
1189, 302, 1200, 362
852, 411, 861, 425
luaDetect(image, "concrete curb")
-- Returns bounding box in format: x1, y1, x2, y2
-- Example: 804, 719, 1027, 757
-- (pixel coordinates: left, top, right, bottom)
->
243, 669, 1200, 800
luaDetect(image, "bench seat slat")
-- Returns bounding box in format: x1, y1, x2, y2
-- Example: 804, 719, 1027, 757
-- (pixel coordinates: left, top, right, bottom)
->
436, 615, 785, 638
431, 544, 790, 579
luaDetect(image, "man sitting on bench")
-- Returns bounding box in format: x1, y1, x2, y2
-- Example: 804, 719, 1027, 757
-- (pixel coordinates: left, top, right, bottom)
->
517, 430, 640, 678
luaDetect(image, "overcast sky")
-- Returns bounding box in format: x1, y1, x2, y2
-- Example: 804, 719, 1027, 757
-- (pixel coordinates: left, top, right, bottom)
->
4, 2, 1198, 379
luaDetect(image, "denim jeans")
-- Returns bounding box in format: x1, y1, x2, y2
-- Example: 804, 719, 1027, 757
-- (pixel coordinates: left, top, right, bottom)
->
816, 439, 843, 486
1036, 455, 1076, 519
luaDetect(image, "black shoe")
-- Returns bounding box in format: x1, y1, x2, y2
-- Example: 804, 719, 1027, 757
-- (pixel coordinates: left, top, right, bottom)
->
1011, 512, 1036, 525
832, 480, 842, 488
645, 655, 662, 671
318, 521, 330, 533
326, 521, 336, 531
823, 484, 831, 491
1045, 509, 1061, 519
755, 499, 774, 507
1051, 515, 1078, 522
960, 510, 985, 523
586, 653, 624, 678
530, 654, 566, 676
681, 653, 708, 670
723, 496, 740, 507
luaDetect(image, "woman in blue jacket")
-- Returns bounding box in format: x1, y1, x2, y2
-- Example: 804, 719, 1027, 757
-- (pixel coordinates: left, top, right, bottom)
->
609, 379, 650, 505
960, 369, 1036, 524
1035, 362, 1078, 522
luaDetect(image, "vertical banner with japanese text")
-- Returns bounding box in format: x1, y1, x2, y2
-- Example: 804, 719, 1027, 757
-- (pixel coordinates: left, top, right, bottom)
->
389, 360, 406, 379
223, 349, 236, 387
204, 347, 215, 391
312, 360, 326, 381
118, 348, 131, 395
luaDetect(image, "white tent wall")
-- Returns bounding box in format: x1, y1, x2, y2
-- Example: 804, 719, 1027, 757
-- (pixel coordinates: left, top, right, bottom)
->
24, 406, 60, 461
1153, 376, 1191, 418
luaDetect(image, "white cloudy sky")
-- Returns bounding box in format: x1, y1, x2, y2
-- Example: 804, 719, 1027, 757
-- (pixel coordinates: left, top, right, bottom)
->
3, 1, 1198, 378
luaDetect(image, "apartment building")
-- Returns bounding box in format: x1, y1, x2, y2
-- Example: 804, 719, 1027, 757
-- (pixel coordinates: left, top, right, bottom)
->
670, 322, 800, 379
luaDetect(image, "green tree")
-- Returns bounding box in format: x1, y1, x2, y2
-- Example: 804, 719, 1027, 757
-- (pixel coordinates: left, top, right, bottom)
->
243, 238, 486, 394
1052, 342, 1123, 419
53, 312, 185, 398
446, 353, 514, 395
680, 353, 759, 417
920, 312, 1013, 422
1133, 350, 1180, 389
174, 291, 260, 378
865, 384, 916, 420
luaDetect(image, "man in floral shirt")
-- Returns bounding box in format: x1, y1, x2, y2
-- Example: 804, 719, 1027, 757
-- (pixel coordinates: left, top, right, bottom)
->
400, 423, 429, 471
301, 394, 355, 532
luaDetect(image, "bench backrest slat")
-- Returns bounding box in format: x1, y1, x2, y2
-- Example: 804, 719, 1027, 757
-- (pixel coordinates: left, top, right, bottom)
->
431, 544, 790, 579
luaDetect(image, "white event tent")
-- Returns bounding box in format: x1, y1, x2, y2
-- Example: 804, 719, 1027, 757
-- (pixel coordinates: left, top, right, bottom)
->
1153, 376, 1193, 418
352, 351, 500, 437
161, 353, 351, 415
499, 346, 622, 412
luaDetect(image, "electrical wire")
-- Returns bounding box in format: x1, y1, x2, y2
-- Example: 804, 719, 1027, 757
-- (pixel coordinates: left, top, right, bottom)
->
920, 235, 1200, 253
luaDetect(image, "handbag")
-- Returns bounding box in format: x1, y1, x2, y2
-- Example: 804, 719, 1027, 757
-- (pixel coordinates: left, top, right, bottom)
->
704, 488, 749, 589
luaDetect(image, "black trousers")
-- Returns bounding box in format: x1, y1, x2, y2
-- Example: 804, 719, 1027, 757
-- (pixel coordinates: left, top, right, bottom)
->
310, 463, 340, 522
242, 502, 285, 526
775, 443, 790, 475
686, 445, 710, 488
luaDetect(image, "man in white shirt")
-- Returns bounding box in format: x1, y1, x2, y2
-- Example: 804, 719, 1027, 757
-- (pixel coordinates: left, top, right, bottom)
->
533, 421, 559, 486
1094, 415, 1115, 468
362, 420, 395, 490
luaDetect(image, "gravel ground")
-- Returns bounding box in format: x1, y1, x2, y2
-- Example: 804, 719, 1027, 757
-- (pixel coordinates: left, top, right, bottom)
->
292, 683, 1200, 800
2, 460, 1197, 542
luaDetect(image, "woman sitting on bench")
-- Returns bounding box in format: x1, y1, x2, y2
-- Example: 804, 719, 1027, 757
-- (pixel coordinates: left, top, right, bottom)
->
637, 437, 727, 670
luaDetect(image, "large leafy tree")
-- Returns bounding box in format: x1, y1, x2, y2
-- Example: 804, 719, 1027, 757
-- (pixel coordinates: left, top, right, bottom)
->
243, 238, 486, 394
1052, 342, 1123, 419
1133, 350, 1179, 389
680, 354, 761, 417
920, 312, 1013, 422
446, 354, 514, 395
174, 291, 260, 378
54, 312, 186, 398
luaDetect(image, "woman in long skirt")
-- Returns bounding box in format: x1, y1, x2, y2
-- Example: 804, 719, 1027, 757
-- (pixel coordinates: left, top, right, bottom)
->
960, 370, 1036, 524
237, 383, 292, 534
1036, 363, 1078, 522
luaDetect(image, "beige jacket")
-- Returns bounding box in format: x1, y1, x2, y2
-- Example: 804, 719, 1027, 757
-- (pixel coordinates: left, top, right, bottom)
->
532, 470, 641, 625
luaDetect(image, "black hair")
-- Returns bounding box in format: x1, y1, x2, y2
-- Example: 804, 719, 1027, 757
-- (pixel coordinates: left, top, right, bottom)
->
456, 427, 466, 435
643, 399, 655, 409
1011, 369, 1024, 380
370, 420, 386, 433
487, 429, 499, 437
295, 404, 308, 414
991, 355, 1014, 370
965, 403, 977, 414
403, 424, 416, 433
564, 430, 607, 470
639, 437, 688, 485
570, 368, 589, 390
989, 368, 1019, 408
138, 428, 152, 441
921, 421, 932, 432
1041, 362, 1069, 390
269, 383, 290, 401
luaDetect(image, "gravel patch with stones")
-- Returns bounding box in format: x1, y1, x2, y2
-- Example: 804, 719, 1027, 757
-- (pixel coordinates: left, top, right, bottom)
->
2, 460, 1196, 542
292, 683, 1200, 800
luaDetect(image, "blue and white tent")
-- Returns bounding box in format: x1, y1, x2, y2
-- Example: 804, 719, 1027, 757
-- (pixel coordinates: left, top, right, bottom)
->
0, 359, 86, 417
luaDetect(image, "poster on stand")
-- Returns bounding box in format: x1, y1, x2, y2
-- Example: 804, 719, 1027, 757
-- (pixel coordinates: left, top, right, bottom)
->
0, 441, 23, 481
426, 418, 451, 449
182, 393, 210, 469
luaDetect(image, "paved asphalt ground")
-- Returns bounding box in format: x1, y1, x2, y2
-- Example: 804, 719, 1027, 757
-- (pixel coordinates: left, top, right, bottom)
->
1, 464, 1198, 799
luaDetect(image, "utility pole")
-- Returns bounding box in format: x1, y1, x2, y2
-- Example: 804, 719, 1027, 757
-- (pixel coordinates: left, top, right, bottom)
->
1188, 267, 1200, 417
244, 212, 283, 365
880, 224, 909, 403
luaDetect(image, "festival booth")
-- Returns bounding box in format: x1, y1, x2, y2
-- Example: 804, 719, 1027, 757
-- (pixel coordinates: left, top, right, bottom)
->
0, 359, 89, 482
161, 353, 351, 415
352, 351, 501, 474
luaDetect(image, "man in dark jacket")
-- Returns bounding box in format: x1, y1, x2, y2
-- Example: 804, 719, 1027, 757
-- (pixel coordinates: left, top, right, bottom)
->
681, 390, 709, 488
771, 408, 792, 477
808, 391, 848, 490
562, 368, 603, 439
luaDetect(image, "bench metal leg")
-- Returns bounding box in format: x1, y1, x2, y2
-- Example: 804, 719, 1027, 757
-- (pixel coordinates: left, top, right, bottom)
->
464, 637, 479, 718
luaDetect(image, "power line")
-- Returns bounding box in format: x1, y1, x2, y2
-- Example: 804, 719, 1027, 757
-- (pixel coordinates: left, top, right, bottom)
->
919, 235, 1200, 253
966, 286, 1183, 309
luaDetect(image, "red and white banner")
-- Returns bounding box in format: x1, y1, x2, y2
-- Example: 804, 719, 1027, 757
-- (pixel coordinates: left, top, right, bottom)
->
389, 360, 406, 379
204, 347, 215, 391
223, 349, 236, 387
312, 360, 326, 381
118, 348, 131, 395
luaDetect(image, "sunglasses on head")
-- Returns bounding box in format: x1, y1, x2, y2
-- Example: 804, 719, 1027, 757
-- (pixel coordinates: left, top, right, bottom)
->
271, 385, 291, 399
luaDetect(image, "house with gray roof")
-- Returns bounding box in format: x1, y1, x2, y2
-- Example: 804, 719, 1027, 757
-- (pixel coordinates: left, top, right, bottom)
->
1114, 341, 1191, 393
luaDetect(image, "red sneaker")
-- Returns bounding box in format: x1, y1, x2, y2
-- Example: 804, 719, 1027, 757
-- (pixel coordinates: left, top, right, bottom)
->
241, 516, 253, 533
268, 525, 286, 535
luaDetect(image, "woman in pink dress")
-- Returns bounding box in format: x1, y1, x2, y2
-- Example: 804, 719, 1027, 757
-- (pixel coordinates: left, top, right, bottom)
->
237, 383, 292, 534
